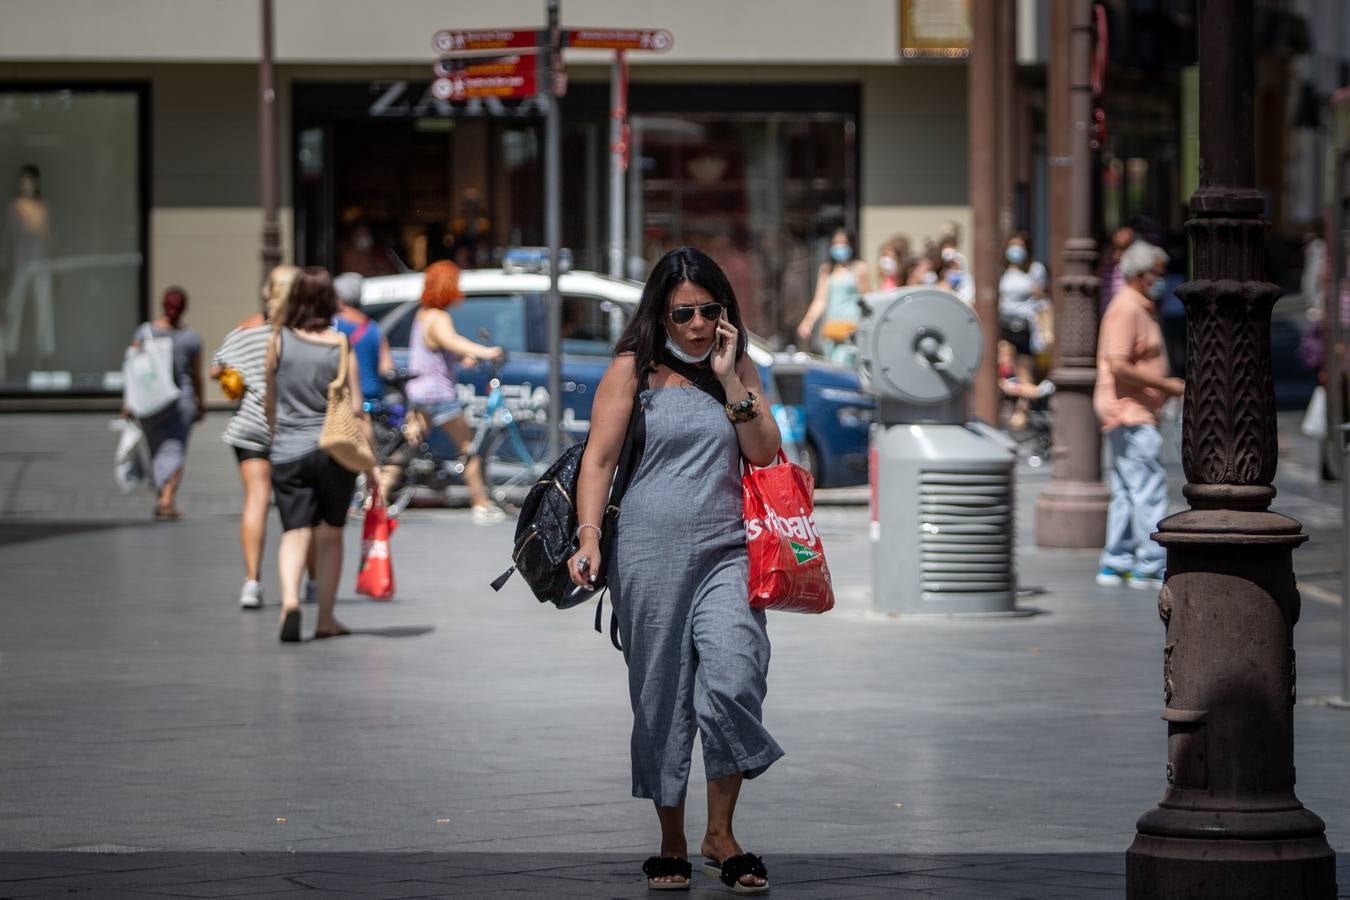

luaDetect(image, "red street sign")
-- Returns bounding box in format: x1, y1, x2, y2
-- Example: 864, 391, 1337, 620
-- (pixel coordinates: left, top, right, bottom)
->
431, 54, 538, 102
433, 54, 531, 80
565, 28, 673, 51
431, 29, 540, 54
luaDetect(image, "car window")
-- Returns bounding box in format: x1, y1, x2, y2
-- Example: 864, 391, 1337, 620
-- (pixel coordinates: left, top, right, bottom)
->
562, 294, 630, 356
453, 295, 528, 352
378, 303, 417, 349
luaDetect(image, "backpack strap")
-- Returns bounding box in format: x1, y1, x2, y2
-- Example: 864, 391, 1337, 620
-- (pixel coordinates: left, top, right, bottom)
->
592, 591, 623, 653
656, 351, 728, 406
349, 318, 372, 346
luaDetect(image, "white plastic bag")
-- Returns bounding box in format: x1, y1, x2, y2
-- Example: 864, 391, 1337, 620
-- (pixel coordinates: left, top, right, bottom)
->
122, 325, 180, 417
1160, 397, 1184, 467
111, 418, 150, 493
1301, 386, 1327, 440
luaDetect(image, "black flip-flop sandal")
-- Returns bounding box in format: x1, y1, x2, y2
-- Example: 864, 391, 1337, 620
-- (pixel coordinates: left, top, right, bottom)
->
279, 609, 301, 643
705, 853, 769, 894
642, 856, 692, 891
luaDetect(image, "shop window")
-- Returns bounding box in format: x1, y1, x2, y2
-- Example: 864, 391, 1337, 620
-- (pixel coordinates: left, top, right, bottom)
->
0, 87, 144, 394
630, 112, 857, 345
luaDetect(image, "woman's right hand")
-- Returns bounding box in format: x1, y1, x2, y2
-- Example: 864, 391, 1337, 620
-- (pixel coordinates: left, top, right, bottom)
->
567, 541, 600, 588
482, 345, 504, 361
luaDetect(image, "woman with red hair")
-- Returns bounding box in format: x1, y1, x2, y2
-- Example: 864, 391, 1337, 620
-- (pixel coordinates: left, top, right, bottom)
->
127, 286, 204, 519
406, 261, 504, 524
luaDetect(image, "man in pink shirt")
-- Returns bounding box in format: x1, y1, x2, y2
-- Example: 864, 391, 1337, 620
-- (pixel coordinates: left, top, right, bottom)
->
1093, 241, 1185, 590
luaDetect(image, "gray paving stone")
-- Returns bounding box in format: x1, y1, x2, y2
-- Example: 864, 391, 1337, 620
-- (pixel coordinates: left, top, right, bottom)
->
1, 412, 1347, 897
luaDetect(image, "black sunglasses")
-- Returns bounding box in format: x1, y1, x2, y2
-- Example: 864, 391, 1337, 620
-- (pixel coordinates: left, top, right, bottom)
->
669, 303, 724, 325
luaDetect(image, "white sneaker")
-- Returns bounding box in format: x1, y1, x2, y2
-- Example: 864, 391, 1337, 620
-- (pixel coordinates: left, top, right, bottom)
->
1130, 571, 1165, 591
239, 580, 263, 610
472, 504, 506, 525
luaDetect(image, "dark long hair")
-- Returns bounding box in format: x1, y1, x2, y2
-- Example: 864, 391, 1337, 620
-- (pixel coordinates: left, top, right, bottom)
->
614, 247, 747, 375
283, 267, 338, 330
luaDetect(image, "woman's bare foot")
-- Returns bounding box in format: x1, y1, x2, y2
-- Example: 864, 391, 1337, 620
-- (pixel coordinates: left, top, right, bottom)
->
701, 836, 767, 890
313, 618, 350, 639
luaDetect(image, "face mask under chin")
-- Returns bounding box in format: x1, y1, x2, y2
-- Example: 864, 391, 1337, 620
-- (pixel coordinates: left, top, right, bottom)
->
664, 333, 712, 364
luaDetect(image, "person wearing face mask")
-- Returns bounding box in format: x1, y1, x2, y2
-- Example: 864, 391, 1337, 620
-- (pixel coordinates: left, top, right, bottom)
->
1094, 241, 1184, 591
998, 231, 1050, 430
568, 247, 782, 893
338, 223, 400, 278
876, 234, 912, 291
937, 221, 976, 305
127, 286, 205, 519
795, 228, 872, 364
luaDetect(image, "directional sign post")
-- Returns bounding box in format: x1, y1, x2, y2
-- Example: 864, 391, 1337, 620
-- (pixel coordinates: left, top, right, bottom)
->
431, 29, 541, 54
427, 12, 673, 463
565, 28, 673, 51
431, 55, 538, 102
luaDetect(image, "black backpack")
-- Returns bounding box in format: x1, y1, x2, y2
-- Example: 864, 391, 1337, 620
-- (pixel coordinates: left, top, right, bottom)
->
490, 369, 649, 647
489, 353, 725, 648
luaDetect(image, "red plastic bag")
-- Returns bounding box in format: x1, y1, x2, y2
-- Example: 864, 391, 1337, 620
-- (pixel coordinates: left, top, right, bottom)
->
743, 451, 834, 614
356, 501, 398, 600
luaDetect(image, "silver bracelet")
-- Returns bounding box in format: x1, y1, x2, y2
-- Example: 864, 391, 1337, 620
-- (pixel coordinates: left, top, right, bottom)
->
577, 522, 602, 542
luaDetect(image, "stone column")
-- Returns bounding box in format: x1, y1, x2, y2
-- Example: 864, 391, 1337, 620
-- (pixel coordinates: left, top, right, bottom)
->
1036, 0, 1109, 548
1125, 2, 1336, 896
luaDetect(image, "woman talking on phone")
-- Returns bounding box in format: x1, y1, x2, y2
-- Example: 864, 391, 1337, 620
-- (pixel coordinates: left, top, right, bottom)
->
568, 247, 781, 893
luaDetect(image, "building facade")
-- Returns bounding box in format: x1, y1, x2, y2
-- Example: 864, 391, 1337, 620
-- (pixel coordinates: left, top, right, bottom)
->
0, 0, 974, 404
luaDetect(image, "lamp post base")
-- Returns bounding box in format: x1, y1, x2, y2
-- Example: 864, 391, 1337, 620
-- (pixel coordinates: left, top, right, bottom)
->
1127, 830, 1336, 899
1034, 479, 1108, 548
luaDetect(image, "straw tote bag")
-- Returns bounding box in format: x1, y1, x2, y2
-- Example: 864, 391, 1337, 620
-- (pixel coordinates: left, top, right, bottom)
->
319, 334, 376, 473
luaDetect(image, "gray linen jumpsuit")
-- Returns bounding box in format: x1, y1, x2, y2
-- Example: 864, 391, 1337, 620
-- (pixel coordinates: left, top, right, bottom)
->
611, 384, 784, 807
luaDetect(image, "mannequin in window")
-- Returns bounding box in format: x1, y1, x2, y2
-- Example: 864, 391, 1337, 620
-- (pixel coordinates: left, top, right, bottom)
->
2, 164, 54, 363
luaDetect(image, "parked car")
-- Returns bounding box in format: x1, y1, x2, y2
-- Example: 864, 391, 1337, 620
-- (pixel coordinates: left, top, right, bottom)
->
362, 265, 872, 487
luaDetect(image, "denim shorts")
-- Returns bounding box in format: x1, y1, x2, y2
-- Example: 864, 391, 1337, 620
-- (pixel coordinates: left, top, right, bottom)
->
422, 399, 463, 427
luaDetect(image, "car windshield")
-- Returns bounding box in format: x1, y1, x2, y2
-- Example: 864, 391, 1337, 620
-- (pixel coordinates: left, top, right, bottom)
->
381, 295, 528, 353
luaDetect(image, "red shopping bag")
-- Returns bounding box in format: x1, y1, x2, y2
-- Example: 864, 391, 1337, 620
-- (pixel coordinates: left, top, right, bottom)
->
743, 451, 834, 614
356, 501, 398, 600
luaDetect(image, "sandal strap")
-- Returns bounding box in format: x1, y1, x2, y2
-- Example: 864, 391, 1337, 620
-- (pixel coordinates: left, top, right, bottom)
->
642, 856, 692, 879
718, 852, 767, 886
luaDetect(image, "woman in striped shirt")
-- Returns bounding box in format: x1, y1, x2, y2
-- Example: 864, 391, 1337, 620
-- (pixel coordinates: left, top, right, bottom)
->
211, 264, 299, 610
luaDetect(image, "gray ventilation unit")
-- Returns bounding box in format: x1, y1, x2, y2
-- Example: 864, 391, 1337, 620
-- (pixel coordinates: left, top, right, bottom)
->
855, 288, 1018, 614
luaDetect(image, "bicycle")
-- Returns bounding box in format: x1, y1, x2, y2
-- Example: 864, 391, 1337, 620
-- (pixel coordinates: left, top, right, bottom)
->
464, 351, 578, 506
352, 356, 577, 517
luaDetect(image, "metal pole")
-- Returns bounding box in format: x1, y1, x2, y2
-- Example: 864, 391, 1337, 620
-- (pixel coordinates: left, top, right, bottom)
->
259, 0, 282, 286
1327, 134, 1345, 479
608, 51, 627, 279
1332, 423, 1350, 709
544, 0, 563, 461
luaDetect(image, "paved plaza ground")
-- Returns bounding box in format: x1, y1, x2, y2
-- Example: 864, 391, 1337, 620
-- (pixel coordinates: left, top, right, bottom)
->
1, 412, 1348, 897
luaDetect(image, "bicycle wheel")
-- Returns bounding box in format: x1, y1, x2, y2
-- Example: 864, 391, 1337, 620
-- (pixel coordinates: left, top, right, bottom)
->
480, 426, 576, 505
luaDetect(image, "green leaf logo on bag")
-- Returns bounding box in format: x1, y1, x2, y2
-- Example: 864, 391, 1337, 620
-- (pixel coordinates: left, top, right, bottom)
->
789, 539, 820, 566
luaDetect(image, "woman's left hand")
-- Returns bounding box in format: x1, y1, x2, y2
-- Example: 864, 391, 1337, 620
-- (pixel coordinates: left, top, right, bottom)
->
711, 318, 739, 384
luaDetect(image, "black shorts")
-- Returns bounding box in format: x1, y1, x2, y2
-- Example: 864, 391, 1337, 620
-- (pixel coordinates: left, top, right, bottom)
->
270, 449, 357, 531
233, 445, 270, 464
999, 315, 1033, 356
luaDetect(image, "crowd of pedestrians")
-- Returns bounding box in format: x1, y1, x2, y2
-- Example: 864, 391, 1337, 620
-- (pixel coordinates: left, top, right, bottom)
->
120, 257, 511, 639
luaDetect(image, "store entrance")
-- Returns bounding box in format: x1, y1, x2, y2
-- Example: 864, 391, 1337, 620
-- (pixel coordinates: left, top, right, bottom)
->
294, 83, 547, 275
